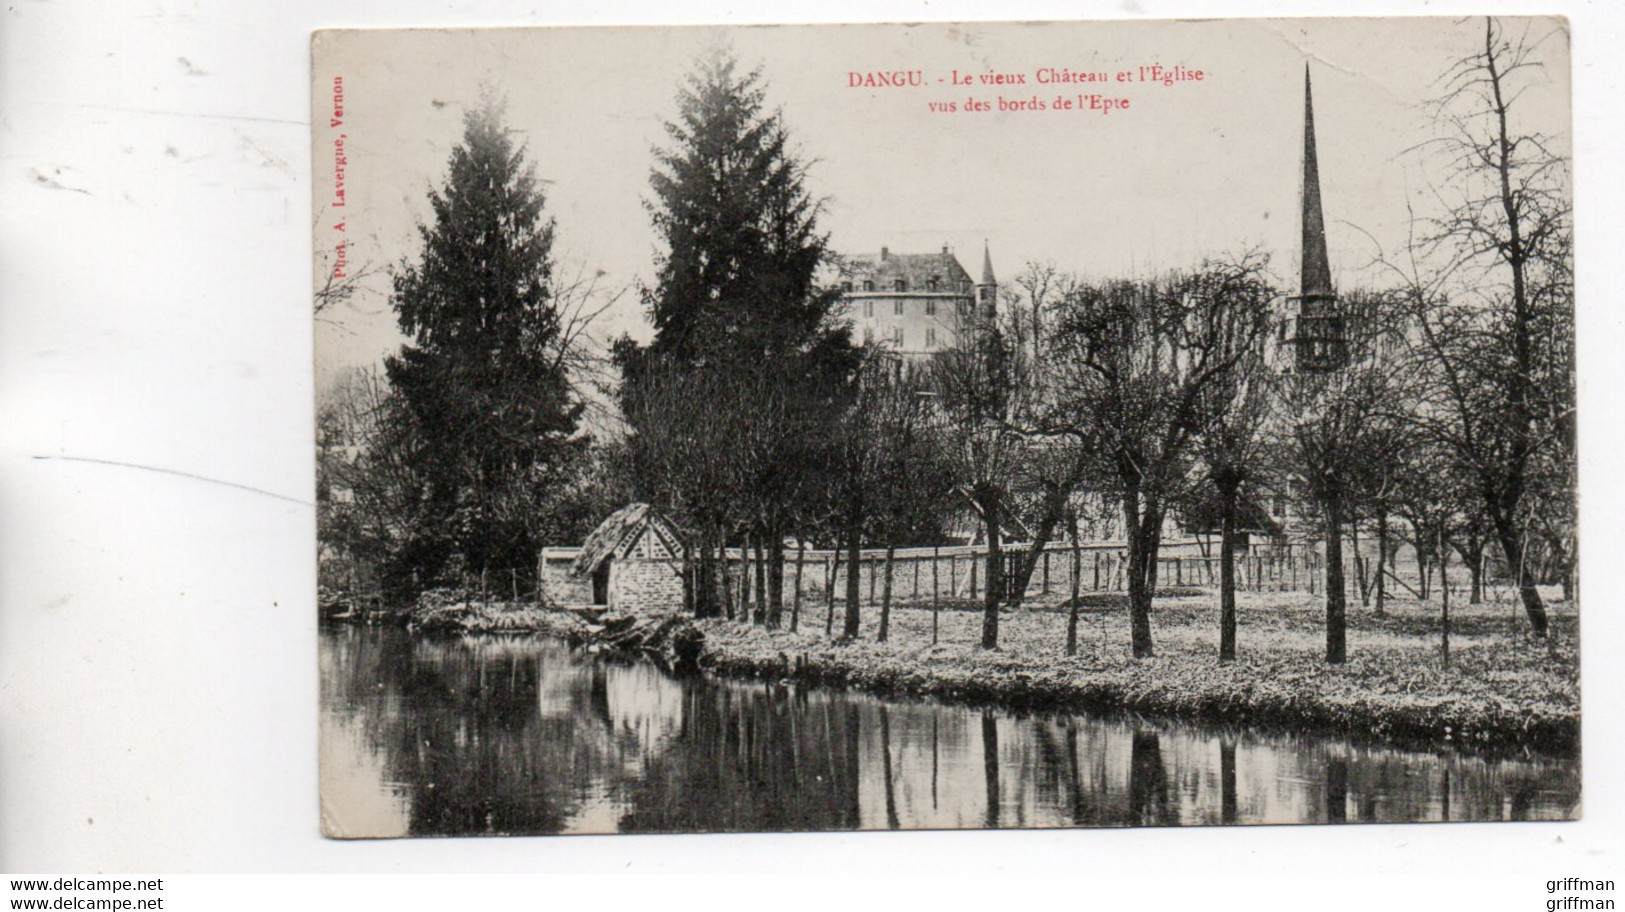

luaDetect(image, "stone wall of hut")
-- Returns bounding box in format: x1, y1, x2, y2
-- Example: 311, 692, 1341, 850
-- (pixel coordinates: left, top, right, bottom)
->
610, 558, 686, 612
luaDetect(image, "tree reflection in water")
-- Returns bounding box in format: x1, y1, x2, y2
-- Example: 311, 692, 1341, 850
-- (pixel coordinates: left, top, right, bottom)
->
320, 627, 1580, 837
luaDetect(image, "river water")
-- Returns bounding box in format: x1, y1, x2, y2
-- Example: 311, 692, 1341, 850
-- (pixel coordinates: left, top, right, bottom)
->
319, 625, 1578, 837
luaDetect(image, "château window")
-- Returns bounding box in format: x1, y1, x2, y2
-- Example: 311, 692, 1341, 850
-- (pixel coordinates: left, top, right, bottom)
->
864, 300, 874, 318
892, 326, 903, 346
863, 280, 875, 292
894, 299, 903, 316
928, 276, 939, 291
894, 278, 907, 292
926, 328, 937, 348
926, 299, 936, 316
841, 281, 853, 293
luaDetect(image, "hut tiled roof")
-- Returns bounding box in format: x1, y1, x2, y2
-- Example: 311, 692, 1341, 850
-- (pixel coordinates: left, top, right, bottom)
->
571, 503, 686, 576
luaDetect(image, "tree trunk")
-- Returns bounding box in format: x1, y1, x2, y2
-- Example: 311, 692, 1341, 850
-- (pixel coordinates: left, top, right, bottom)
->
721, 540, 735, 621
1351, 519, 1370, 607
1415, 527, 1433, 600
1466, 535, 1484, 605
1007, 483, 1070, 609
753, 535, 768, 625
1440, 527, 1451, 667
1066, 510, 1081, 657
736, 536, 750, 622
1374, 512, 1388, 617
702, 537, 724, 619
790, 538, 805, 632
1490, 512, 1548, 636
1122, 488, 1156, 659
980, 487, 1003, 650
1144, 519, 1163, 597
1219, 481, 1239, 663
1325, 498, 1348, 664
767, 535, 785, 629
878, 543, 896, 642
825, 550, 841, 636
1562, 548, 1575, 603
843, 528, 862, 639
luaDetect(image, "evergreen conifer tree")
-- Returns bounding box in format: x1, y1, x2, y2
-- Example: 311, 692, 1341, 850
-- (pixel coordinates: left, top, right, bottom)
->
386, 98, 585, 590
617, 51, 858, 619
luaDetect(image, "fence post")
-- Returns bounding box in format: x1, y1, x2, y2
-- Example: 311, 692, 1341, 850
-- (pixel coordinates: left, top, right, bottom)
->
932, 545, 941, 644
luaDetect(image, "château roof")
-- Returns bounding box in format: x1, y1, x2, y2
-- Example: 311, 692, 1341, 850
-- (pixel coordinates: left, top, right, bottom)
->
838, 247, 975, 292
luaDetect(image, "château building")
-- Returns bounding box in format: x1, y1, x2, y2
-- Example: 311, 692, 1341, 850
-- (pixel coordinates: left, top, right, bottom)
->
835, 242, 998, 359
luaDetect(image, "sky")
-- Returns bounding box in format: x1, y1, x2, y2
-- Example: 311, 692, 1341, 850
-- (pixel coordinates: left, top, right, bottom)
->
310, 16, 1572, 390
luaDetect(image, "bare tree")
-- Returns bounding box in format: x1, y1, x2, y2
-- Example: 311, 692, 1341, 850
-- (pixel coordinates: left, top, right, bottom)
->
316, 366, 432, 602
1048, 257, 1275, 658
1390, 17, 1573, 636
1277, 290, 1413, 664
932, 320, 1023, 650
1192, 331, 1276, 662
1012, 260, 1076, 369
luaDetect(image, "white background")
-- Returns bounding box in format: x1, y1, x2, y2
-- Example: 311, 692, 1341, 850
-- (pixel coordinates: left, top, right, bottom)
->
1, 0, 1620, 908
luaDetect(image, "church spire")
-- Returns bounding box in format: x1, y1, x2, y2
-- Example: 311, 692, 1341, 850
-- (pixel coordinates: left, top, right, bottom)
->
1295, 64, 1345, 373
980, 240, 996, 286
1300, 64, 1333, 301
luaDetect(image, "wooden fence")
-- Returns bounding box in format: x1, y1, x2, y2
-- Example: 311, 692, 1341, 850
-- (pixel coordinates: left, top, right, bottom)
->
713, 539, 1334, 608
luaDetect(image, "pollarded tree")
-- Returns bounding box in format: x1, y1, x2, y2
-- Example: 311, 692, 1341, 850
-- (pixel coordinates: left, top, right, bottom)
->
1047, 258, 1276, 659
1277, 289, 1414, 664
932, 319, 1023, 650
1191, 332, 1277, 662
385, 97, 586, 591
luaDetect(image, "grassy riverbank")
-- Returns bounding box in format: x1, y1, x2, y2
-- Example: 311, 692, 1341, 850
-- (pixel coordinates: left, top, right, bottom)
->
385, 585, 1578, 754
695, 589, 1578, 754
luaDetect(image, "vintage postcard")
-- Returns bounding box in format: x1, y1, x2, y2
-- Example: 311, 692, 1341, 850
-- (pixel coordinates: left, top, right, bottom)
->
314, 17, 1577, 838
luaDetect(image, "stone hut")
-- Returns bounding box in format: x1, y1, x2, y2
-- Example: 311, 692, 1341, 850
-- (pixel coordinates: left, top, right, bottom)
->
568, 503, 687, 612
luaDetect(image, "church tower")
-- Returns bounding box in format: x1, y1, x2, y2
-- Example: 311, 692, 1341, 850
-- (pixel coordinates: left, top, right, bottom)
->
1294, 65, 1346, 372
